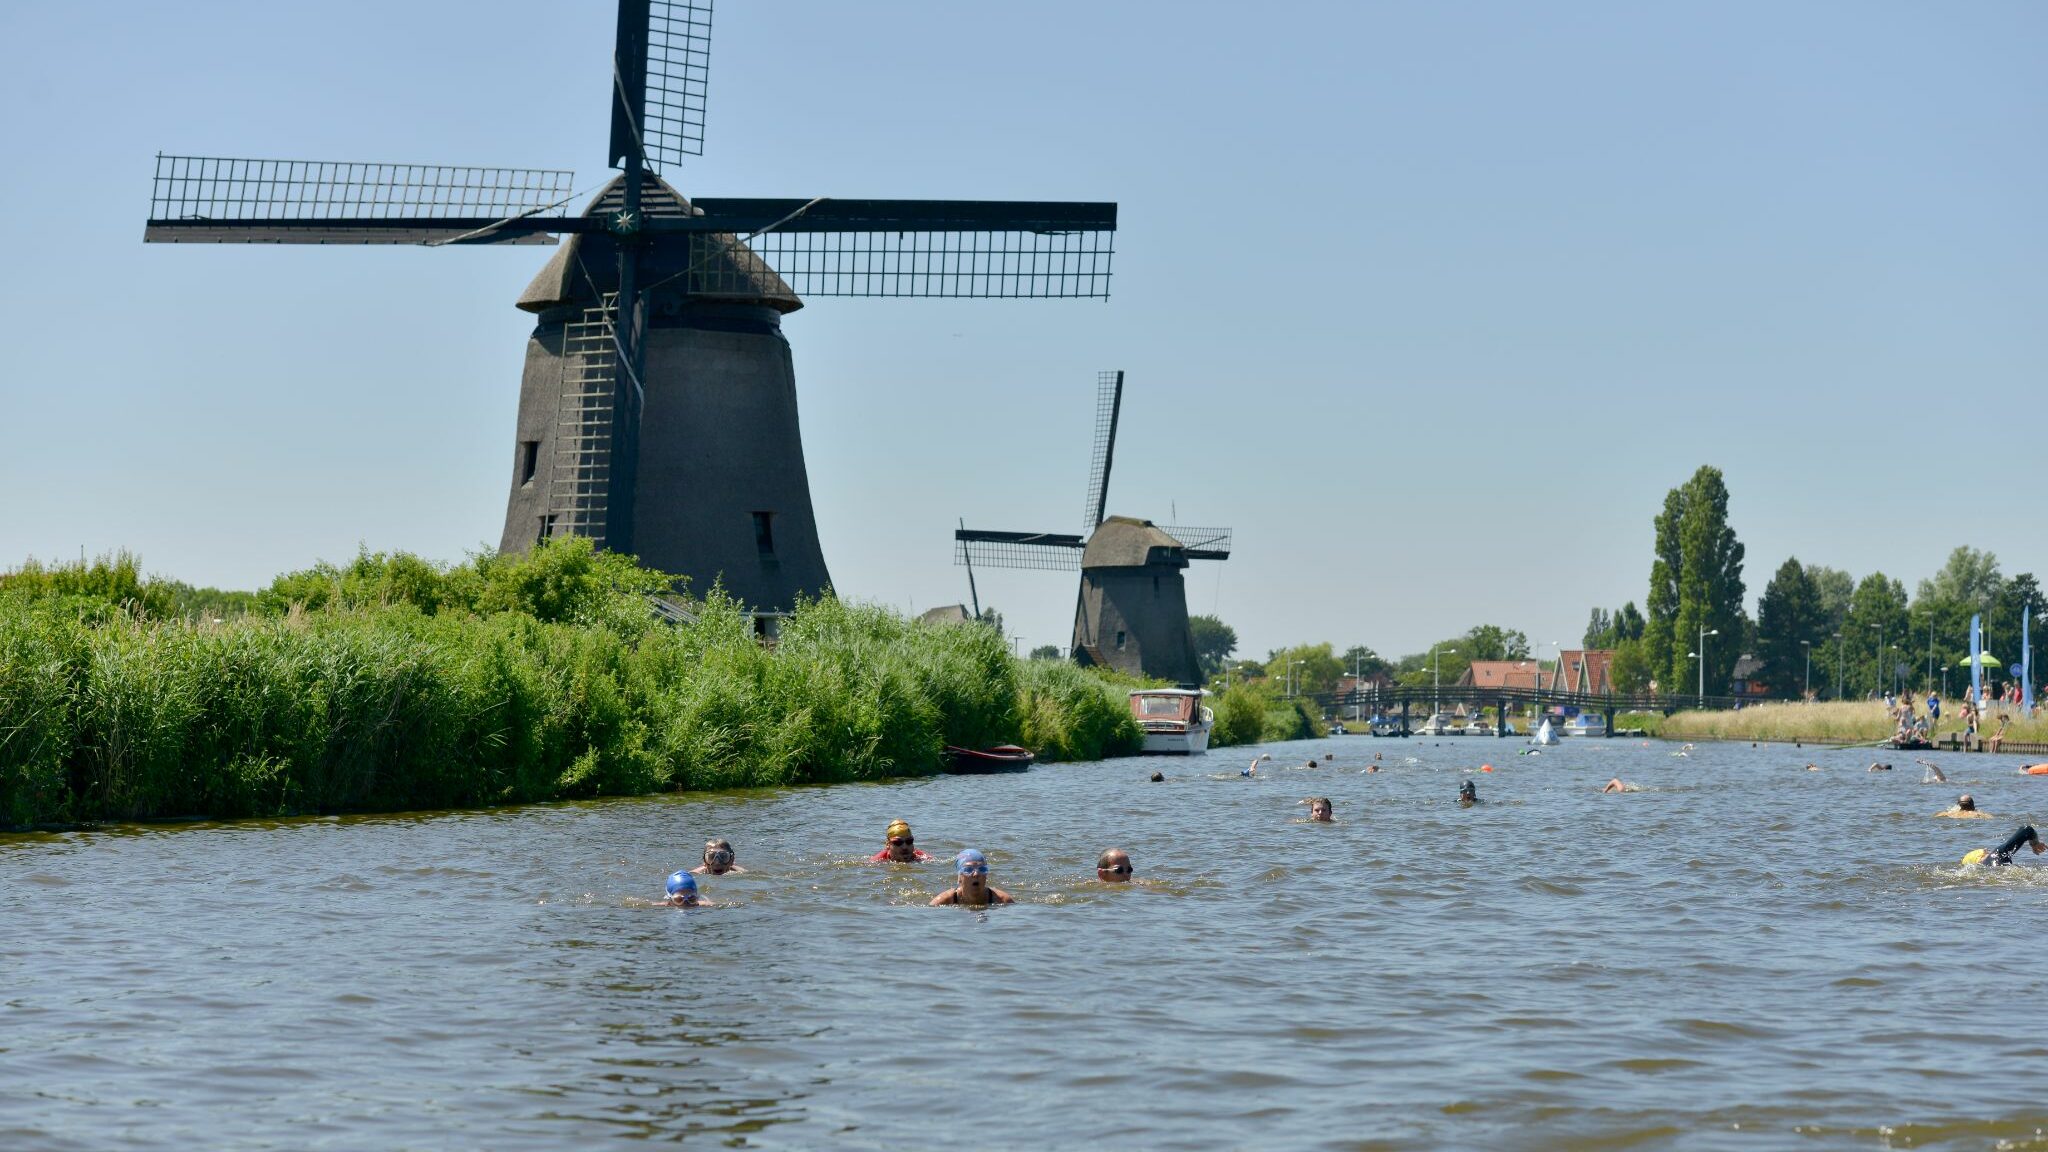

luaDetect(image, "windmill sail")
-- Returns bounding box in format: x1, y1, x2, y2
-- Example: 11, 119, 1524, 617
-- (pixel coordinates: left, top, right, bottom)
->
954, 529, 1086, 571
1156, 526, 1233, 560
1080, 370, 1123, 531
143, 155, 575, 244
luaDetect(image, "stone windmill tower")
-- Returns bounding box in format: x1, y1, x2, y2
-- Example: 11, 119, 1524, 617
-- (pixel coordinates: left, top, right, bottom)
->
955, 372, 1231, 686
144, 0, 1117, 614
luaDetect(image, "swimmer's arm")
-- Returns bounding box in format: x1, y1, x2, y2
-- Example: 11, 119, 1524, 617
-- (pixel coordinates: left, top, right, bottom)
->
990, 887, 1014, 905
929, 889, 959, 906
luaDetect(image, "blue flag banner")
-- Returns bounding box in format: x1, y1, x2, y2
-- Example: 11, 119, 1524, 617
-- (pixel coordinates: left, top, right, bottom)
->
1971, 614, 1982, 707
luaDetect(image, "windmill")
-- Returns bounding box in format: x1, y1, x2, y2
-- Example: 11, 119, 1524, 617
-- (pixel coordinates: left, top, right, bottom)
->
143, 0, 1116, 616
954, 372, 1230, 686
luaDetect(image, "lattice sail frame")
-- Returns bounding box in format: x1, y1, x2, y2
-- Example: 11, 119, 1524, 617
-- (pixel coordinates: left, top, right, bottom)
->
644, 0, 713, 170
1081, 370, 1123, 530
145, 154, 573, 244
689, 229, 1113, 299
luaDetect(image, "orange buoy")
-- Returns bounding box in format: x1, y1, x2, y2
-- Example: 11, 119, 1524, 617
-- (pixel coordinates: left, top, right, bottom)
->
1481, 764, 1493, 773
2023, 764, 2048, 776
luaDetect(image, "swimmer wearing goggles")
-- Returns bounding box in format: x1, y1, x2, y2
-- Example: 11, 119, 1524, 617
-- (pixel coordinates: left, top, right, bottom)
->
930, 849, 1013, 907
664, 870, 703, 907
870, 820, 934, 863
1096, 849, 1134, 883
693, 838, 746, 874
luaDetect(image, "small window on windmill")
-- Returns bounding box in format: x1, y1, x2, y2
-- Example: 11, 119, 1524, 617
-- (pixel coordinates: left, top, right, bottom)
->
519, 440, 540, 486
752, 512, 775, 555
1116, 630, 1127, 650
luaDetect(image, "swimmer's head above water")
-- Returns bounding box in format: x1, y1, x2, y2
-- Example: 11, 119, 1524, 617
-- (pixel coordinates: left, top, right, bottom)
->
1096, 848, 1133, 882
698, 838, 739, 874
1307, 797, 1333, 822
1458, 780, 1477, 804
1957, 794, 1976, 812
881, 820, 922, 862
664, 870, 701, 907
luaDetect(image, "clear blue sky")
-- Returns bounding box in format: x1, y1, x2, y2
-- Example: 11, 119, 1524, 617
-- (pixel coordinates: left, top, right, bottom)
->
2, 1, 2042, 661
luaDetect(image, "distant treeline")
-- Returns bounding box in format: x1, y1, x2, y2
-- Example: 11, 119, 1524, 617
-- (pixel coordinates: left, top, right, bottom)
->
0, 543, 1142, 828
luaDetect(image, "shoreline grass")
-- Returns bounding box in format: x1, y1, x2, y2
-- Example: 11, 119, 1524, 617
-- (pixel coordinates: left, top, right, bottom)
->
1656, 700, 2048, 746
0, 543, 1143, 828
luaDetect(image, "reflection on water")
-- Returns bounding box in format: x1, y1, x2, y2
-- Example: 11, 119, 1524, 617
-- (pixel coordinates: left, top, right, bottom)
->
7, 739, 2048, 1149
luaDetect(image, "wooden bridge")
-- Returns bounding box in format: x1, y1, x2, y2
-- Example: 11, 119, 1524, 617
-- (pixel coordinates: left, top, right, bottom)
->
1301, 683, 1776, 737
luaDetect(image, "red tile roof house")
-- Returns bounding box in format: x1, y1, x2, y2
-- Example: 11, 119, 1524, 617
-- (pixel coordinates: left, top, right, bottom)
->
1457, 661, 1546, 690
1550, 650, 1616, 695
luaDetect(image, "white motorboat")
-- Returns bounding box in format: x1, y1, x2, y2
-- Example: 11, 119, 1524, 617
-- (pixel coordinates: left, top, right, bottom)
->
1460, 718, 1493, 737
1531, 718, 1559, 746
1130, 689, 1213, 755
1368, 715, 1403, 737
1561, 713, 1608, 738
1416, 713, 1454, 736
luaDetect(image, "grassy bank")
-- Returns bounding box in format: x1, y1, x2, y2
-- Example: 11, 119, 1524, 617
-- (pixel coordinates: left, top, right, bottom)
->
1207, 684, 1323, 747
1657, 700, 2048, 745
0, 544, 1142, 828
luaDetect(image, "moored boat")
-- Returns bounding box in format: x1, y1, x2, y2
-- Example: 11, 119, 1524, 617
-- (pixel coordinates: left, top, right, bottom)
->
943, 744, 1036, 774
1130, 688, 1214, 755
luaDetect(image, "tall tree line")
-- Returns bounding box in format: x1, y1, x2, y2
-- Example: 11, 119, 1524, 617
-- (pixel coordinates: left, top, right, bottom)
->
1642, 467, 1748, 698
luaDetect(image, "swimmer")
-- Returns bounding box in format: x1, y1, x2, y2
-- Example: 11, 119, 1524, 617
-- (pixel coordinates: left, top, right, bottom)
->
1961, 825, 2044, 867
1867, 762, 1893, 772
692, 838, 745, 875
1244, 753, 1272, 777
871, 819, 935, 863
1458, 780, 1478, 806
1602, 778, 1641, 793
1304, 797, 1334, 822
1917, 760, 1947, 783
1095, 848, 1133, 883
1805, 763, 1822, 771
663, 870, 702, 907
931, 849, 1013, 906
1324, 753, 1335, 761
1936, 794, 1992, 819
1365, 764, 1380, 774
1149, 771, 1165, 782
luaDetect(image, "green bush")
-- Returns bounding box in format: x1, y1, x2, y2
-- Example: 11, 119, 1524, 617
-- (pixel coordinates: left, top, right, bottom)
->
1208, 683, 1271, 748
0, 544, 1165, 826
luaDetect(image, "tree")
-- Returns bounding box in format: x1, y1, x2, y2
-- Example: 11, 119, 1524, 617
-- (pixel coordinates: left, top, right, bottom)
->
1917, 546, 2003, 614
976, 606, 1005, 637
1989, 573, 2047, 679
1808, 565, 1854, 634
1462, 624, 1531, 662
1189, 614, 1238, 679
1340, 644, 1389, 679
1585, 603, 1645, 649
1582, 608, 1610, 650
1028, 644, 1062, 661
1641, 467, 1747, 696
1265, 642, 1344, 696
1610, 638, 1655, 693
1755, 557, 1827, 697
1843, 572, 1910, 697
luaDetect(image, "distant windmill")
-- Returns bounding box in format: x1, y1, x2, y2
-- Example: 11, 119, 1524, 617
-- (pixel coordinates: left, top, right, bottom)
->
955, 372, 1230, 686
143, 0, 1117, 616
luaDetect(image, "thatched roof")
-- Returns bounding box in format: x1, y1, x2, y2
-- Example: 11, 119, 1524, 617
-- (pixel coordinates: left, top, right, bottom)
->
517, 173, 801, 315
1080, 516, 1187, 570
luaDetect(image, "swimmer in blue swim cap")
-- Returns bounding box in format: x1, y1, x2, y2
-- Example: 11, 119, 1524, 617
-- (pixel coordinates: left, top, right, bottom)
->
664, 870, 702, 907
930, 849, 1013, 907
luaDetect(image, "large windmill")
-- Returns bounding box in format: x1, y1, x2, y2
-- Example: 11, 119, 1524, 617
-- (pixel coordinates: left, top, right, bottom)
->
143, 0, 1116, 615
955, 372, 1230, 686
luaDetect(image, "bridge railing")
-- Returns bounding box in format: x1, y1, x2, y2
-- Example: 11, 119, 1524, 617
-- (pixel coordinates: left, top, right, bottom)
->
1305, 684, 1789, 714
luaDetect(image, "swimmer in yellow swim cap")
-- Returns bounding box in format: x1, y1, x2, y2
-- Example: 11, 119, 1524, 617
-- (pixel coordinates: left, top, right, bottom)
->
1962, 825, 2043, 867
871, 820, 934, 863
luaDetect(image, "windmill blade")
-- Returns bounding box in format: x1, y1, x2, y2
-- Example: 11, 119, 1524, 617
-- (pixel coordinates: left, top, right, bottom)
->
673, 199, 1117, 299
955, 528, 1086, 572
1080, 370, 1123, 531
142, 155, 575, 244
1158, 526, 1233, 560
612, 0, 714, 174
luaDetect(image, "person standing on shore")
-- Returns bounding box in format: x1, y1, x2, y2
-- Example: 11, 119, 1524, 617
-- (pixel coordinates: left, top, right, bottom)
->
1928, 692, 1941, 732
931, 849, 1013, 906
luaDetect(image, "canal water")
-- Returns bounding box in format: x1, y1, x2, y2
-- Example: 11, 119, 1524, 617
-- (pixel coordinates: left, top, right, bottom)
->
7, 737, 2048, 1150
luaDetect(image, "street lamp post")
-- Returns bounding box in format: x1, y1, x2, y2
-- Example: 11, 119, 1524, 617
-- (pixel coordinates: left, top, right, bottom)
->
1433, 646, 1457, 716
1801, 639, 1813, 699
1697, 625, 1719, 704
1352, 649, 1364, 722
1871, 622, 1884, 700
1834, 632, 1844, 700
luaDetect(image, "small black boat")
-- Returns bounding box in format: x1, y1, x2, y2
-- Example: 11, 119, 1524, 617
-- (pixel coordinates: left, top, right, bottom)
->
943, 745, 1036, 774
